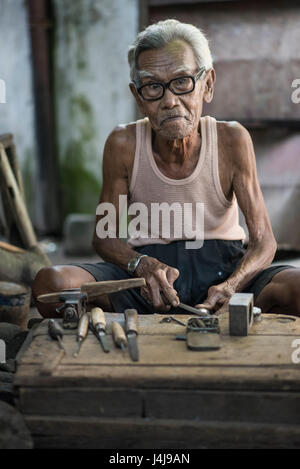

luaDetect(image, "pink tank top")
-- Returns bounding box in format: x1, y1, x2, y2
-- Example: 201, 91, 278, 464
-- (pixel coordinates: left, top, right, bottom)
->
127, 115, 246, 247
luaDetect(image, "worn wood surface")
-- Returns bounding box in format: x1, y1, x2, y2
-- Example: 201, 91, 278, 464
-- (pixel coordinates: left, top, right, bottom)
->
25, 416, 300, 449
14, 311, 300, 448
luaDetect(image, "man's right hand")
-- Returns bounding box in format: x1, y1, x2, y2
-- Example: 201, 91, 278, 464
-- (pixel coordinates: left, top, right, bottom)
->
135, 256, 180, 311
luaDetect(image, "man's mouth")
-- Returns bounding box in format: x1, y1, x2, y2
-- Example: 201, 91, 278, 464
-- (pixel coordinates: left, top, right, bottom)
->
161, 115, 185, 124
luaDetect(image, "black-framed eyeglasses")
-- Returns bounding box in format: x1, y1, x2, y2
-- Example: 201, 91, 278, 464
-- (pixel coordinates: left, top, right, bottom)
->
134, 67, 207, 102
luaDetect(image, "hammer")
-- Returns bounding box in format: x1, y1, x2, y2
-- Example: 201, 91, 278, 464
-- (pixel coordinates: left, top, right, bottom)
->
37, 278, 146, 304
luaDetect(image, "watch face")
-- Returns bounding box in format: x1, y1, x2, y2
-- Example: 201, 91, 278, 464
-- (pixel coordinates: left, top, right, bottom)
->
128, 257, 138, 273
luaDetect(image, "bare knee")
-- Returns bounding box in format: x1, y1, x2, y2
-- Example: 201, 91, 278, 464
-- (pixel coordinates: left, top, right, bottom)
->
32, 266, 69, 300
32, 266, 74, 318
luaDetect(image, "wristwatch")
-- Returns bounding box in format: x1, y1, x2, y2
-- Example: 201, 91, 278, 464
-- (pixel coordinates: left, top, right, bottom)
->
127, 254, 148, 274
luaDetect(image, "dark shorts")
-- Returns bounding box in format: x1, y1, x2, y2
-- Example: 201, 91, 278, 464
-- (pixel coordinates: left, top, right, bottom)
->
71, 240, 295, 313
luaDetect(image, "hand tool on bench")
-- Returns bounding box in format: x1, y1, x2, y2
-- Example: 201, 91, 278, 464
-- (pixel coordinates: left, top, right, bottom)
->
160, 316, 186, 326
37, 278, 146, 329
176, 316, 221, 351
73, 312, 89, 357
161, 292, 211, 318
48, 319, 66, 353
124, 309, 139, 362
177, 302, 211, 317
91, 307, 109, 353
112, 321, 127, 351
40, 319, 66, 375
229, 293, 262, 336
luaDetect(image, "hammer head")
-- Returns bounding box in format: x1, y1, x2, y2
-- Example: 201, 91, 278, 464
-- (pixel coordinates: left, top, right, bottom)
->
229, 293, 254, 336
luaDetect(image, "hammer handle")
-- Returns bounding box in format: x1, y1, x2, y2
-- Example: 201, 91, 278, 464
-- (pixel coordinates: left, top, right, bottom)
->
82, 278, 145, 301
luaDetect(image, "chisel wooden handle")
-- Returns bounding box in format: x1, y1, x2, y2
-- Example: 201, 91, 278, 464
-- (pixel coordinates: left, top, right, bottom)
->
112, 321, 127, 348
91, 307, 106, 330
77, 313, 89, 340
124, 309, 138, 334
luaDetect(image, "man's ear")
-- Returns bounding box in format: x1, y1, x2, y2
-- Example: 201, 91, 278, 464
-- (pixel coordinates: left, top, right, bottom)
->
203, 68, 216, 104
129, 83, 147, 115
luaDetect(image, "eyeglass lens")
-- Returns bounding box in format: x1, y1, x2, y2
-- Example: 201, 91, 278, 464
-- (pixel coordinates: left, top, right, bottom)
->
141, 76, 194, 100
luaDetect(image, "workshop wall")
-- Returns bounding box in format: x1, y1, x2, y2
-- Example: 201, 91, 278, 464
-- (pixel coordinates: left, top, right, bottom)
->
0, 0, 38, 221
53, 0, 139, 217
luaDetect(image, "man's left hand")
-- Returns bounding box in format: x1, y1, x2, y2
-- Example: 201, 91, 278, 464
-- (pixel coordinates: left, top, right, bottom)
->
194, 281, 236, 312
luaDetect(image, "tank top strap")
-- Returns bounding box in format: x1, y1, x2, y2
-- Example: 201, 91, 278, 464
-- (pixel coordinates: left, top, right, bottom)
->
207, 115, 232, 207
129, 117, 148, 194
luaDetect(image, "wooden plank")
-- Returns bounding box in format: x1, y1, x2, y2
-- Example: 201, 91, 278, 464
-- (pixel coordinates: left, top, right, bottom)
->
17, 332, 300, 367
19, 387, 143, 418
13, 363, 300, 391
25, 416, 300, 449
17, 386, 300, 425
146, 389, 300, 424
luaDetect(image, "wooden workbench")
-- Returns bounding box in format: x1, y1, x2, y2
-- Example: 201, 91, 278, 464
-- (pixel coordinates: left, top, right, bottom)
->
14, 311, 300, 449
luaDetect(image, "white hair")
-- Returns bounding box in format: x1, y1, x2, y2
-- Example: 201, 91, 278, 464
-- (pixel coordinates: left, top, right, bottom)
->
128, 19, 213, 83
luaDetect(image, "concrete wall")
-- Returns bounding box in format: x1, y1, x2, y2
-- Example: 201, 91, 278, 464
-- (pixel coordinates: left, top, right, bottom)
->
0, 0, 38, 219
53, 0, 139, 217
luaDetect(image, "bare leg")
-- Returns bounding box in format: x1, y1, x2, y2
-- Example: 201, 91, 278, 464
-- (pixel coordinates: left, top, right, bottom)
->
32, 265, 113, 318
255, 268, 300, 316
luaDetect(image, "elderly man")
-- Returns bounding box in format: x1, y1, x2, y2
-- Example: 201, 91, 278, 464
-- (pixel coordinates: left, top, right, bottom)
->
33, 19, 300, 317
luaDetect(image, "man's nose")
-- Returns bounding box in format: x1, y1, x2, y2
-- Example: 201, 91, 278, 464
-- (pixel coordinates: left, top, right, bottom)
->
161, 87, 179, 108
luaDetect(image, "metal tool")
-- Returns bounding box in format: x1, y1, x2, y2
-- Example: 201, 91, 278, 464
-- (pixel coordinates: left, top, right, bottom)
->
48, 319, 66, 353
176, 316, 221, 351
177, 302, 211, 317
40, 319, 66, 375
112, 321, 127, 351
73, 312, 89, 357
160, 316, 186, 326
160, 292, 211, 318
91, 307, 109, 353
37, 279, 146, 330
124, 309, 139, 362
53, 290, 87, 330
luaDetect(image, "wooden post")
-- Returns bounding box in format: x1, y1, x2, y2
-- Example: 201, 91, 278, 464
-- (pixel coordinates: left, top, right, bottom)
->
0, 144, 37, 249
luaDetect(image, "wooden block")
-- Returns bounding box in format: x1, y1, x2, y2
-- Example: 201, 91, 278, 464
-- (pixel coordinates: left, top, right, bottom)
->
229, 293, 254, 336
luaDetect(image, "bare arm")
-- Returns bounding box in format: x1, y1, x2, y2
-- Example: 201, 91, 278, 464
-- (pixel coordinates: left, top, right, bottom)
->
92, 126, 179, 310
197, 123, 277, 311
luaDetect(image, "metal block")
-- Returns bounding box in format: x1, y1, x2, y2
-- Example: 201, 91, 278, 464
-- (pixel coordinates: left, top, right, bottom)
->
229, 293, 254, 337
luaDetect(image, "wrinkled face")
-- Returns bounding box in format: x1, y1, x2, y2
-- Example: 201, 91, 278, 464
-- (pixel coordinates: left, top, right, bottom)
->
131, 40, 208, 140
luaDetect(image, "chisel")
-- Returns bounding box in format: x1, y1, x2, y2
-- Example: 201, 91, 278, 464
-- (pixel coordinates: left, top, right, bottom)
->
161, 292, 211, 317
73, 313, 89, 357
177, 302, 211, 317
91, 307, 109, 353
112, 321, 127, 351
48, 319, 66, 353
40, 319, 66, 376
124, 309, 139, 362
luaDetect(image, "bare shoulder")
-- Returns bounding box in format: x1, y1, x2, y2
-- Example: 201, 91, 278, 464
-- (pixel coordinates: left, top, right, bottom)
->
217, 120, 254, 172
102, 121, 137, 182
217, 120, 250, 147
104, 121, 136, 161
